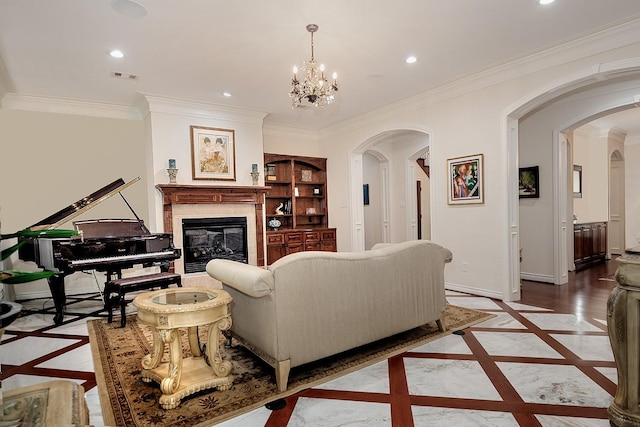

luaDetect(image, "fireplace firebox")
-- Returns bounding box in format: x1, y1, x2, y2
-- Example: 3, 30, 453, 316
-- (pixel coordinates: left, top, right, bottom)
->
182, 217, 248, 273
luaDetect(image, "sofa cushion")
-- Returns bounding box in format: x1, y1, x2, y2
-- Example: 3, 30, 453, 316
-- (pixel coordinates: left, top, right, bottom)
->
206, 259, 274, 298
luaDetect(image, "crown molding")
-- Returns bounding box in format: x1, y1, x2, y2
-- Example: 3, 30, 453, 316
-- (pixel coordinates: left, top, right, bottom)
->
263, 123, 318, 140
1, 93, 141, 120
138, 93, 268, 126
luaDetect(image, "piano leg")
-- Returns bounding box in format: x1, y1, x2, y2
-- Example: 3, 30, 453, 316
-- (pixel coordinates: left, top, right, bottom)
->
47, 275, 66, 325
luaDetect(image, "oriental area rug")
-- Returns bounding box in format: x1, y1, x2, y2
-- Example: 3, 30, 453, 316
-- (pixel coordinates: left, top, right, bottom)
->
88, 304, 493, 427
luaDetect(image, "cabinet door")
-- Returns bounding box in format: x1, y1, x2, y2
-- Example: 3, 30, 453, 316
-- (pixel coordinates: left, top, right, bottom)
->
582, 226, 594, 261
596, 223, 607, 257
574, 227, 584, 262
320, 239, 337, 252
267, 244, 286, 265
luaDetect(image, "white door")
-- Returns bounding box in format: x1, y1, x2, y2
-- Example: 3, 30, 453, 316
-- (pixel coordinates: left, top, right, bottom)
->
609, 152, 625, 255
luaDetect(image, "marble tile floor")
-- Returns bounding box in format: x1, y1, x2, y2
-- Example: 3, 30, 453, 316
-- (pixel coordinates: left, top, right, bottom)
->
0, 289, 617, 427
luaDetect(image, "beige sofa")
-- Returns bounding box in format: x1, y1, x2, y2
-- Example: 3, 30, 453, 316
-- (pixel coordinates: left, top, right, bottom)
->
205, 239, 452, 391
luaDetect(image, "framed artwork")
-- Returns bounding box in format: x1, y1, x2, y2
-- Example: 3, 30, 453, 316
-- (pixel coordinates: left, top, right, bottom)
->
519, 166, 539, 199
363, 184, 370, 205
190, 125, 236, 181
447, 154, 484, 205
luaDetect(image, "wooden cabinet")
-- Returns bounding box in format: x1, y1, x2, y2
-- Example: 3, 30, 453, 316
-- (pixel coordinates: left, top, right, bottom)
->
574, 222, 607, 270
264, 153, 336, 264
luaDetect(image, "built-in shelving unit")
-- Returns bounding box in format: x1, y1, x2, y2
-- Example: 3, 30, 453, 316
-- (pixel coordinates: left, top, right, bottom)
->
264, 153, 336, 264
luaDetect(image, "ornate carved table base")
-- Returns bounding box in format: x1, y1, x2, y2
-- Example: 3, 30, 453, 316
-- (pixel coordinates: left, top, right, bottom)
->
133, 287, 233, 409
608, 248, 640, 427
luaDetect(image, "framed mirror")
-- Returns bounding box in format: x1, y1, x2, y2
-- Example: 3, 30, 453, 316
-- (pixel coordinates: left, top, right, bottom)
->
573, 165, 582, 198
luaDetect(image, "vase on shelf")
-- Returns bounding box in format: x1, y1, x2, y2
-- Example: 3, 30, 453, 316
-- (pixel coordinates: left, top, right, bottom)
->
251, 171, 260, 186
167, 168, 178, 184
268, 218, 282, 231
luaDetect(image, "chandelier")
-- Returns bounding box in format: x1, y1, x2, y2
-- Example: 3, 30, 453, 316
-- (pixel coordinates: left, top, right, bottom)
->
290, 24, 338, 108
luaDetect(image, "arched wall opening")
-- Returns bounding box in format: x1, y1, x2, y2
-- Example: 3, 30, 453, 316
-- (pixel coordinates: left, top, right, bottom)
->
505, 60, 640, 298
350, 129, 430, 251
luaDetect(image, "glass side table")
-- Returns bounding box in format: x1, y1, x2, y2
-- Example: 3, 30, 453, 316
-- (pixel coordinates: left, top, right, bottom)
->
133, 287, 233, 409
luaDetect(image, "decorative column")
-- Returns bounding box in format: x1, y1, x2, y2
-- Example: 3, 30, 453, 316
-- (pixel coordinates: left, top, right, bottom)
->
608, 247, 640, 427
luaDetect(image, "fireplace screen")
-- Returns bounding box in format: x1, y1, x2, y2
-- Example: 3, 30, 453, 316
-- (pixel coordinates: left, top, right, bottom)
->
182, 217, 248, 273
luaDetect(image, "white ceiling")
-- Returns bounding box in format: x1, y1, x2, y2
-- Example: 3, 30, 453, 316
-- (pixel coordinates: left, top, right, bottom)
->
2, 0, 640, 130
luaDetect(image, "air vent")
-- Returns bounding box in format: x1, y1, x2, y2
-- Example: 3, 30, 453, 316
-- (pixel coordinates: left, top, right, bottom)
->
112, 71, 139, 81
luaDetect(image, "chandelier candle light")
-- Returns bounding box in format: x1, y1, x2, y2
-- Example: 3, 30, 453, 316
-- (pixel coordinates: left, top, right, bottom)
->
290, 24, 338, 108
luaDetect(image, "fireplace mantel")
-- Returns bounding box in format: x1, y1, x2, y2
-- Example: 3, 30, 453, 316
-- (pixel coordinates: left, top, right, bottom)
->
156, 184, 268, 266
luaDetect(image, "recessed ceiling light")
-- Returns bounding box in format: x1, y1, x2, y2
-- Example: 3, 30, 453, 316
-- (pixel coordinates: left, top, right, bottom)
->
110, 50, 124, 58
538, 0, 555, 5
111, 0, 147, 18
406, 56, 417, 64
222, 92, 232, 97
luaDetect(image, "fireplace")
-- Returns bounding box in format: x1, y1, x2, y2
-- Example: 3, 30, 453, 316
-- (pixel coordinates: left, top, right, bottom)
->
182, 217, 248, 273
156, 184, 268, 286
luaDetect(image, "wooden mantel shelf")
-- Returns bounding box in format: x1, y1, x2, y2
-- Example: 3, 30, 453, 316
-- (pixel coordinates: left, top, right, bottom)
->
156, 184, 269, 266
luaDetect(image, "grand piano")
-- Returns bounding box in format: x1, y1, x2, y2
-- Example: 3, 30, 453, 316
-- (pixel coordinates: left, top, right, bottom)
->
18, 177, 181, 324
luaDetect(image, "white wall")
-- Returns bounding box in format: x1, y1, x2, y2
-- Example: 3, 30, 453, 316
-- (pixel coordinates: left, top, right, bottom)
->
140, 96, 268, 231
572, 126, 609, 224
317, 35, 640, 300
0, 108, 146, 298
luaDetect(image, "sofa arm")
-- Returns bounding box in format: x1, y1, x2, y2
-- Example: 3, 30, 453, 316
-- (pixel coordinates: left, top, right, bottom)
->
205, 259, 274, 298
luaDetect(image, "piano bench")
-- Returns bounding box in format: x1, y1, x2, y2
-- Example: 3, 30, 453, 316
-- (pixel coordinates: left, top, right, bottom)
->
104, 272, 182, 327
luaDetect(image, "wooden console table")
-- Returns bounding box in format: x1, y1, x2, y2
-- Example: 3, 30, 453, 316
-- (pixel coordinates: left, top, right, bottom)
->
133, 287, 233, 409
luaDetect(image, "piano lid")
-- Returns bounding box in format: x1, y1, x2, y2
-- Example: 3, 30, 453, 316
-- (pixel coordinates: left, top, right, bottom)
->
30, 177, 141, 231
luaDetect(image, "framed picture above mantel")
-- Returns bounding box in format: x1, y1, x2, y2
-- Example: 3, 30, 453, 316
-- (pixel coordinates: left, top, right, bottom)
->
190, 125, 236, 181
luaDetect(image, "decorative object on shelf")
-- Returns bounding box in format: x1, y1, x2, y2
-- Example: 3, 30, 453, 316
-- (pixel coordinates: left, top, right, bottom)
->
301, 169, 312, 182
306, 207, 316, 215
167, 167, 178, 184
518, 166, 539, 199
294, 187, 299, 197
268, 218, 282, 231
265, 163, 277, 181
290, 24, 338, 108
313, 187, 321, 195
190, 125, 236, 181
250, 164, 260, 186
275, 203, 284, 215
446, 153, 484, 205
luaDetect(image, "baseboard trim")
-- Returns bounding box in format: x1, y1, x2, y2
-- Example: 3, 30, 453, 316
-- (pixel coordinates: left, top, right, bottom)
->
445, 282, 503, 300
520, 272, 555, 284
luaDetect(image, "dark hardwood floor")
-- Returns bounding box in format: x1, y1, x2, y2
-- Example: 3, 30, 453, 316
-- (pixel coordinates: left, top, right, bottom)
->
520, 258, 618, 319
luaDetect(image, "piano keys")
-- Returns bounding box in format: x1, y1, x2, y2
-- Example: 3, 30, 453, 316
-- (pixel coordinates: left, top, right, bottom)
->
17, 178, 181, 324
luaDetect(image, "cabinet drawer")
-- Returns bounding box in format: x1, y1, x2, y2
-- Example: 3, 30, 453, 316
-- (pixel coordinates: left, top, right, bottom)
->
285, 232, 303, 243
303, 231, 320, 242
321, 230, 336, 240
267, 234, 284, 244
305, 242, 321, 251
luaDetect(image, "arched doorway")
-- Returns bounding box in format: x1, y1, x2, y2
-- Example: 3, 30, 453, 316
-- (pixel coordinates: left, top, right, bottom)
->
507, 60, 640, 298
350, 129, 430, 251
